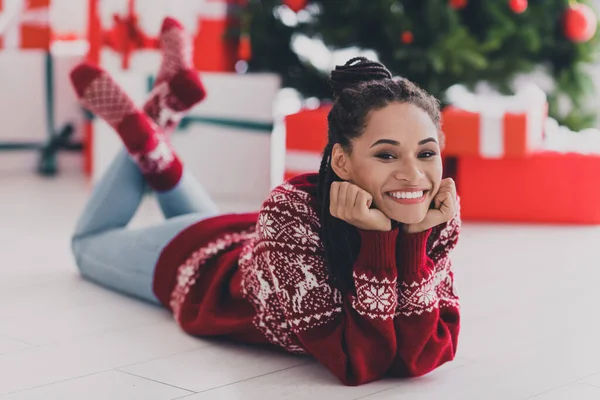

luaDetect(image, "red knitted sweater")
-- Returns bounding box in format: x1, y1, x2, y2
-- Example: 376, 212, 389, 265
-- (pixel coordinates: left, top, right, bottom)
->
153, 173, 461, 386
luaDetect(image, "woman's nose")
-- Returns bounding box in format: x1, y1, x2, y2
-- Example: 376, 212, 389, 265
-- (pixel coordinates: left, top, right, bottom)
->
394, 158, 423, 183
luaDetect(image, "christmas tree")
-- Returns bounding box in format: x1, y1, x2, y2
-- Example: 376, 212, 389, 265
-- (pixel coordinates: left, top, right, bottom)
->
243, 0, 600, 130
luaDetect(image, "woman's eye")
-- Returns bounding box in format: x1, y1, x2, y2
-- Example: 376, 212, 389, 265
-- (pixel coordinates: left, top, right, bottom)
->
418, 150, 437, 158
375, 153, 395, 160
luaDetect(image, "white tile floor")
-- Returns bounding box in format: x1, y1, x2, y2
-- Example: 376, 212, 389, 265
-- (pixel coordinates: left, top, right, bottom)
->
2, 157, 600, 399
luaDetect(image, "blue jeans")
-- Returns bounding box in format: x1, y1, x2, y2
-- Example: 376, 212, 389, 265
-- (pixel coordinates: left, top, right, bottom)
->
71, 150, 219, 304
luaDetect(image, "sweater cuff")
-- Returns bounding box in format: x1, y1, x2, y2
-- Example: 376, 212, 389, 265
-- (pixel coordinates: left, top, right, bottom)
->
354, 228, 399, 270
398, 229, 432, 279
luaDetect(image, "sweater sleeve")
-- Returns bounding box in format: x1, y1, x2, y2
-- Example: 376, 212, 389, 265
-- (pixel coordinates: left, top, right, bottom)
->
291, 228, 402, 386
389, 213, 461, 378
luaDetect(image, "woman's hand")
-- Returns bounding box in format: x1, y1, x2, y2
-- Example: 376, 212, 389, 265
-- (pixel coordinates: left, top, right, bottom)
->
405, 178, 457, 233
330, 181, 392, 232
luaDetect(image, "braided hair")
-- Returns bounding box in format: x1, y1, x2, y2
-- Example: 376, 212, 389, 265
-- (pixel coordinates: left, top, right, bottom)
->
316, 57, 443, 293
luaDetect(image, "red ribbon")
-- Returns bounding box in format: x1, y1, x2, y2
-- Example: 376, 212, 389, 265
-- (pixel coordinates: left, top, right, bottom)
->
101, 0, 158, 69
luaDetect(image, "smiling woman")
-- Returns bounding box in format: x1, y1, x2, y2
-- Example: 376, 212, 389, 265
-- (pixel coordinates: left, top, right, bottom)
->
68, 39, 461, 387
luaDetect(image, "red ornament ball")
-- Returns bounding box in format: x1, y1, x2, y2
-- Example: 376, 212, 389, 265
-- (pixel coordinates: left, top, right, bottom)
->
401, 31, 414, 44
238, 34, 252, 61
448, 0, 467, 9
283, 0, 307, 13
508, 0, 528, 14
564, 3, 598, 43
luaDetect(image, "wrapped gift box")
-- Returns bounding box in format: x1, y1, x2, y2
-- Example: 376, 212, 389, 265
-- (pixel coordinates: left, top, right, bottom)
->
193, 0, 241, 72
0, 0, 88, 173
457, 152, 600, 224
91, 70, 280, 208
457, 116, 600, 224
0, 52, 50, 144
0, 0, 51, 50
90, 0, 240, 71
442, 84, 548, 159
282, 106, 330, 181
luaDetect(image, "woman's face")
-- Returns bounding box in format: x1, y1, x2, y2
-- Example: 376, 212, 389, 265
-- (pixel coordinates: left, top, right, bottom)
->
331, 102, 443, 225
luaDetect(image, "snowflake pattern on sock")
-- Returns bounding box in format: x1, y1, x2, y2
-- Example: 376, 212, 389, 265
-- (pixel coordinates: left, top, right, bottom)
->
131, 135, 175, 174
144, 81, 185, 131
143, 18, 200, 131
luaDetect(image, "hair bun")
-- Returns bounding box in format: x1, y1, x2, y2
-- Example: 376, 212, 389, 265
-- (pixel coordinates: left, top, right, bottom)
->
328, 57, 392, 98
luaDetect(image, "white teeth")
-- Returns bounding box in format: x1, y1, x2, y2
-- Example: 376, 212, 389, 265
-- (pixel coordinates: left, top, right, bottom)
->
389, 191, 424, 199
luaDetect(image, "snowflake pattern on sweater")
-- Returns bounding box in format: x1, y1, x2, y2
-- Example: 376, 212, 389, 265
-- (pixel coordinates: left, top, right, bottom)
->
352, 271, 398, 319
237, 181, 461, 354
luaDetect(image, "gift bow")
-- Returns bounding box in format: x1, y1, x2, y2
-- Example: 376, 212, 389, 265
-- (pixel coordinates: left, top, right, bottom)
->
445, 82, 547, 114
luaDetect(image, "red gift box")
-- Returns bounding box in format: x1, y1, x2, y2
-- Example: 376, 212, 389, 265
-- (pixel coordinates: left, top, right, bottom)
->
0, 0, 51, 50
193, 0, 240, 72
441, 102, 548, 159
283, 106, 330, 181
456, 152, 600, 224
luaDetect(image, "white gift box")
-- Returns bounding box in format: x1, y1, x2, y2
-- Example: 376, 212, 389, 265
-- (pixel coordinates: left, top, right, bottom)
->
0, 49, 86, 172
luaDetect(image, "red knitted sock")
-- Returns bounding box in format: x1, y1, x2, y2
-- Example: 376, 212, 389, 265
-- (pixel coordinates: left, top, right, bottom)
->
143, 17, 206, 133
70, 63, 183, 192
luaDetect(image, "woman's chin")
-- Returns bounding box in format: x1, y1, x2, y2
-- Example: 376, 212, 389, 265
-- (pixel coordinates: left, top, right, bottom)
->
387, 211, 427, 226
380, 198, 430, 226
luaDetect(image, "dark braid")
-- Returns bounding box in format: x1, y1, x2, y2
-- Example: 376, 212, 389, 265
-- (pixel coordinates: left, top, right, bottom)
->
316, 57, 442, 293
328, 57, 393, 97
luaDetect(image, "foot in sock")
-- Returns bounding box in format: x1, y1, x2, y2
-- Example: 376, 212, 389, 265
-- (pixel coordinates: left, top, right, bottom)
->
70, 63, 183, 192
143, 17, 206, 133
